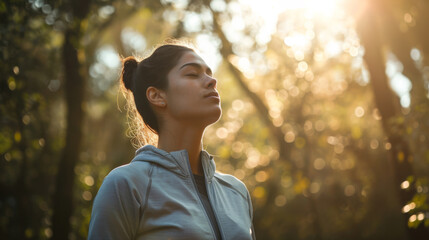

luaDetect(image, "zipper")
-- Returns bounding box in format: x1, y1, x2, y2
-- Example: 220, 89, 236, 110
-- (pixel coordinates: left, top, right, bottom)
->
182, 152, 218, 240
205, 171, 225, 240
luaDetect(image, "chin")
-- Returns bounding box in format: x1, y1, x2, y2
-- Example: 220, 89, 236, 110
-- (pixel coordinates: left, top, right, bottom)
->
180, 106, 222, 127
205, 107, 222, 126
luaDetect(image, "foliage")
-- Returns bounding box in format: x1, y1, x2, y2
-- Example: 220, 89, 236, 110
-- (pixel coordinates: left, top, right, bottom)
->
1, 0, 428, 239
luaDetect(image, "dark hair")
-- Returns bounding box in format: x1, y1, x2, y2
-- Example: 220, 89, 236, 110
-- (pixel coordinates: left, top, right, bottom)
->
121, 44, 194, 135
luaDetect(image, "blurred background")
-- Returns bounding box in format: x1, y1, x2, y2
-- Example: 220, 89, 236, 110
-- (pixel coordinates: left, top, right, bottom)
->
1, 0, 429, 239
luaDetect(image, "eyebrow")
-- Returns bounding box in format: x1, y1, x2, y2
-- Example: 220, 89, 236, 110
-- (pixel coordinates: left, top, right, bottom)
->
179, 62, 212, 76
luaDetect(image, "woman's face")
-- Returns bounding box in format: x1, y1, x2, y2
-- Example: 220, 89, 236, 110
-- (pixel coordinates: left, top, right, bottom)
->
164, 51, 221, 127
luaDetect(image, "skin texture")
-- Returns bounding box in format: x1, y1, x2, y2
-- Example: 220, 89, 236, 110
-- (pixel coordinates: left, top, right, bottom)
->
146, 51, 221, 175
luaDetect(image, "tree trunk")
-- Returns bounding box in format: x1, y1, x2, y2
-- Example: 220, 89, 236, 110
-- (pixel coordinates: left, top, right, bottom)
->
51, 1, 90, 239
413, 0, 429, 67
356, 1, 429, 238
51, 28, 85, 240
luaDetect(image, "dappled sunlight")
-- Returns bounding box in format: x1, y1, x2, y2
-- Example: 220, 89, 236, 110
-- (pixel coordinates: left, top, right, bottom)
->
202, 1, 428, 237
2, 0, 429, 239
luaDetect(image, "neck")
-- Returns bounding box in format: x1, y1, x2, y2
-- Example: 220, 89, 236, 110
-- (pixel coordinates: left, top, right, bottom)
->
157, 121, 205, 175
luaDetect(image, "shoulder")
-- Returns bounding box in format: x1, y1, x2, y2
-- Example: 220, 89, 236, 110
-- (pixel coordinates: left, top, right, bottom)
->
90, 163, 151, 239
100, 161, 154, 192
214, 172, 249, 199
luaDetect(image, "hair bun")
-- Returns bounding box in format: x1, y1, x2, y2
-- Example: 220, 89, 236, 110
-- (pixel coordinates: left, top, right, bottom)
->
122, 57, 138, 91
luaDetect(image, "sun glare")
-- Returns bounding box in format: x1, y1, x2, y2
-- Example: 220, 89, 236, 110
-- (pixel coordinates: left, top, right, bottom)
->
243, 0, 344, 18
283, 0, 342, 15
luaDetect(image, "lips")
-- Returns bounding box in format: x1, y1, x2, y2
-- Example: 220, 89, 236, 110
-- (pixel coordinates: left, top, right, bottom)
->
204, 91, 220, 98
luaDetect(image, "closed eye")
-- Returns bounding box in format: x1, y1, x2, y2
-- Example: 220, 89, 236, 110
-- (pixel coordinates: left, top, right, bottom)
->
186, 73, 199, 77
180, 62, 212, 77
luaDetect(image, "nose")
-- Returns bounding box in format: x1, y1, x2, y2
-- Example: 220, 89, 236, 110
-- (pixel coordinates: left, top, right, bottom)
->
206, 75, 217, 89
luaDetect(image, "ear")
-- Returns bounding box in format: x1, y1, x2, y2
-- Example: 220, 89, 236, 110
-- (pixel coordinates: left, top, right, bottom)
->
146, 86, 167, 108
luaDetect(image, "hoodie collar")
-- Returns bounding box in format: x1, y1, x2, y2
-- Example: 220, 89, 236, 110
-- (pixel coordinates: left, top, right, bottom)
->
132, 145, 216, 180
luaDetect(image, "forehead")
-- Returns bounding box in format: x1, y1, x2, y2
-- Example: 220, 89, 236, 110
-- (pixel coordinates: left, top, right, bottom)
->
175, 51, 208, 68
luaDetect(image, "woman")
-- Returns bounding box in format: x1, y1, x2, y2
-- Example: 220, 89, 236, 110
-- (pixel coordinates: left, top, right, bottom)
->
88, 43, 255, 240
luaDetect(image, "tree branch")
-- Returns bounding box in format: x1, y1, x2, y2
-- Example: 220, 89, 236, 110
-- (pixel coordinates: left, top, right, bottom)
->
210, 9, 290, 158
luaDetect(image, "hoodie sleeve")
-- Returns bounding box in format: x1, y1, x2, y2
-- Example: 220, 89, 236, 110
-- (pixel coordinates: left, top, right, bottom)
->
88, 166, 147, 240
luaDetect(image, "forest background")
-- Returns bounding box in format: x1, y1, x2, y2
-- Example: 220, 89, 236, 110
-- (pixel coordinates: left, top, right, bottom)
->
1, 0, 429, 239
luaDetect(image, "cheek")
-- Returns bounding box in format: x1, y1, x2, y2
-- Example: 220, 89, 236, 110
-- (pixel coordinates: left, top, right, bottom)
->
167, 83, 200, 110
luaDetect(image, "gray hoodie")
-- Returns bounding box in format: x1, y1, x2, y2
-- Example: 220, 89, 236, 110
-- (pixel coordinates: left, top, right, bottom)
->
88, 145, 255, 240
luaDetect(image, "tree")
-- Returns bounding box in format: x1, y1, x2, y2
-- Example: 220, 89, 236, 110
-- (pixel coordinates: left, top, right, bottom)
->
353, 0, 429, 238
51, 0, 91, 238
1, 0, 428, 239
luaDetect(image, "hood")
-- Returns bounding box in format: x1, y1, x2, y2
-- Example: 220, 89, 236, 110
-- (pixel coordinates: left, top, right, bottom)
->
131, 145, 216, 180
